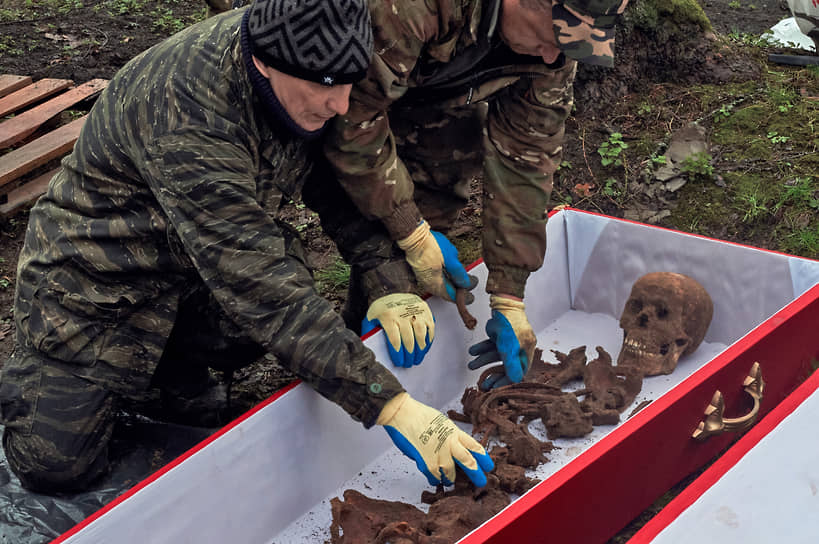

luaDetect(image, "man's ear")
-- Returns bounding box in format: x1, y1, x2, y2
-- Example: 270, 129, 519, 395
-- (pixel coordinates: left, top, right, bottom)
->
252, 55, 270, 77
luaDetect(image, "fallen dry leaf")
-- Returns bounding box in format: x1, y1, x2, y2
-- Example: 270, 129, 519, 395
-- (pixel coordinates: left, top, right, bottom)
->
43, 32, 84, 48
573, 182, 595, 198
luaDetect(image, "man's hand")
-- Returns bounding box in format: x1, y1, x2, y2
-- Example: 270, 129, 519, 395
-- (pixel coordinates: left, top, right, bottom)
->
362, 293, 435, 368
467, 295, 537, 390
397, 221, 476, 303
377, 392, 494, 487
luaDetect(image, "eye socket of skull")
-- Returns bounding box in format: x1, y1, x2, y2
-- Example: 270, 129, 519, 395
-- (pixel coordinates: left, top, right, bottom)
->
656, 306, 668, 319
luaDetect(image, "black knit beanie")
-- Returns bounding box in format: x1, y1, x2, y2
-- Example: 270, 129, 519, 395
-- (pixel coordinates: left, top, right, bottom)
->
247, 0, 373, 86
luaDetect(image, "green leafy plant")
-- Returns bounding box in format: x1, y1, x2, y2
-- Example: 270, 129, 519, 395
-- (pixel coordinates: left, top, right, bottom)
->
766, 131, 790, 144
739, 192, 769, 222
726, 29, 774, 47
716, 103, 734, 120
775, 177, 819, 211
597, 132, 629, 167
728, 0, 740, 8
151, 6, 187, 34
787, 227, 819, 255
766, 86, 798, 113
0, 278, 10, 290
101, 0, 147, 16
680, 152, 714, 181
602, 178, 621, 197
0, 36, 23, 57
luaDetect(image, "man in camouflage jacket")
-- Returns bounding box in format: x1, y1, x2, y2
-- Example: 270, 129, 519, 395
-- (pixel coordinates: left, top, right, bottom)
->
0, 0, 492, 494
325, 0, 630, 389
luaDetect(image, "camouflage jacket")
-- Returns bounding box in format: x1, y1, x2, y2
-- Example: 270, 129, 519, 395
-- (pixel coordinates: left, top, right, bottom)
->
324, 0, 577, 298
12, 10, 402, 428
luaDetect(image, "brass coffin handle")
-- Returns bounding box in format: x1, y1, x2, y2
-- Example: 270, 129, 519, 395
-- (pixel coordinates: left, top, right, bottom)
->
692, 362, 765, 441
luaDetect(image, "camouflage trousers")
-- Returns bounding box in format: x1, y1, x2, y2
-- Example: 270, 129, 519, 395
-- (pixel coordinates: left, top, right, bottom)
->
0, 288, 265, 493
390, 101, 487, 233
0, 226, 310, 493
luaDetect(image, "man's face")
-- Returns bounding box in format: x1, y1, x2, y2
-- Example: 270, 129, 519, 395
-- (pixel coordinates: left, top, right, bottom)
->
499, 0, 562, 64
253, 57, 352, 131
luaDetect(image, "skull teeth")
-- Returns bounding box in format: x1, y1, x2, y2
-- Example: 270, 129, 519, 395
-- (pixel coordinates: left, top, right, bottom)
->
623, 338, 661, 358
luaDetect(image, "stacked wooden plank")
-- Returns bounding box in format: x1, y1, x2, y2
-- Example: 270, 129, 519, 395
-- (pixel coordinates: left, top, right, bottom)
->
0, 75, 108, 216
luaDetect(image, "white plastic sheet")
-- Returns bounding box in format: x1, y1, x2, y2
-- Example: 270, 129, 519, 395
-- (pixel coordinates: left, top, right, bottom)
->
769, 17, 816, 51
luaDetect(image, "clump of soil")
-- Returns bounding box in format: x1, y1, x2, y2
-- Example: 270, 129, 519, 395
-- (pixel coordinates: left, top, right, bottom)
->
574, 0, 763, 117
329, 346, 646, 543
330, 480, 511, 544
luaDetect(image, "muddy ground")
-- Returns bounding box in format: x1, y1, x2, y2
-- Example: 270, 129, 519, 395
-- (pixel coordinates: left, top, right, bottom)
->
0, 0, 816, 540
2, 0, 809, 364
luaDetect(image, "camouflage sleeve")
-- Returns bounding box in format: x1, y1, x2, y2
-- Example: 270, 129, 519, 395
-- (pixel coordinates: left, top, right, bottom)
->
482, 59, 578, 298
323, 0, 442, 240
302, 156, 415, 304
142, 131, 403, 428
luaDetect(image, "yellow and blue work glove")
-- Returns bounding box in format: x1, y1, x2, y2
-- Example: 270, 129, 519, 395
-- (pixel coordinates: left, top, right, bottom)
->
362, 293, 435, 368
467, 295, 537, 390
397, 220, 477, 303
377, 392, 494, 487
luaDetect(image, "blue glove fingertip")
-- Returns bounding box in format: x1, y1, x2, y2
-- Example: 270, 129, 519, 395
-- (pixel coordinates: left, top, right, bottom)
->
412, 334, 432, 367
468, 339, 494, 356
476, 450, 495, 473
454, 458, 487, 488
387, 342, 409, 368
411, 342, 423, 367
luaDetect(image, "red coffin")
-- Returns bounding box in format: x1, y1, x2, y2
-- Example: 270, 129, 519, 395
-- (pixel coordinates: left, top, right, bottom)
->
53, 209, 819, 544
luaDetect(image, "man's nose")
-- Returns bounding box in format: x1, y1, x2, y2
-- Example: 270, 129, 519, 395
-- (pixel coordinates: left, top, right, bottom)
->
327, 84, 352, 116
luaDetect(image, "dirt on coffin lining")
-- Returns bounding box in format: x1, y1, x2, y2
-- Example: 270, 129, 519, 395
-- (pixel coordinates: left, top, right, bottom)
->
329, 346, 647, 543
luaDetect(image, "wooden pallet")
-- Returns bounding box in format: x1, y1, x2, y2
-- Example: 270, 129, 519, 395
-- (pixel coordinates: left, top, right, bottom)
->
0, 74, 108, 216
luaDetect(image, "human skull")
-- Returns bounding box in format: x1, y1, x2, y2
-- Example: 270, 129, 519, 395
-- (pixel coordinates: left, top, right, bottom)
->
617, 272, 713, 376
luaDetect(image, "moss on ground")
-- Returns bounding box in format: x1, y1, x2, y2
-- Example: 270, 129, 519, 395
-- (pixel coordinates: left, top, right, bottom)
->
630, 0, 713, 33
570, 57, 819, 261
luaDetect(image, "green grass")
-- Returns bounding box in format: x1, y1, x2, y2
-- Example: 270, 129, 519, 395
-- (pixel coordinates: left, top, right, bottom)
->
314, 258, 351, 294
663, 64, 819, 258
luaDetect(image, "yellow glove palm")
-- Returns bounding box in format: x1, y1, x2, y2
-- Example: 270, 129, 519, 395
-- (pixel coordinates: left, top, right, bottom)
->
377, 392, 494, 487
364, 294, 435, 368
